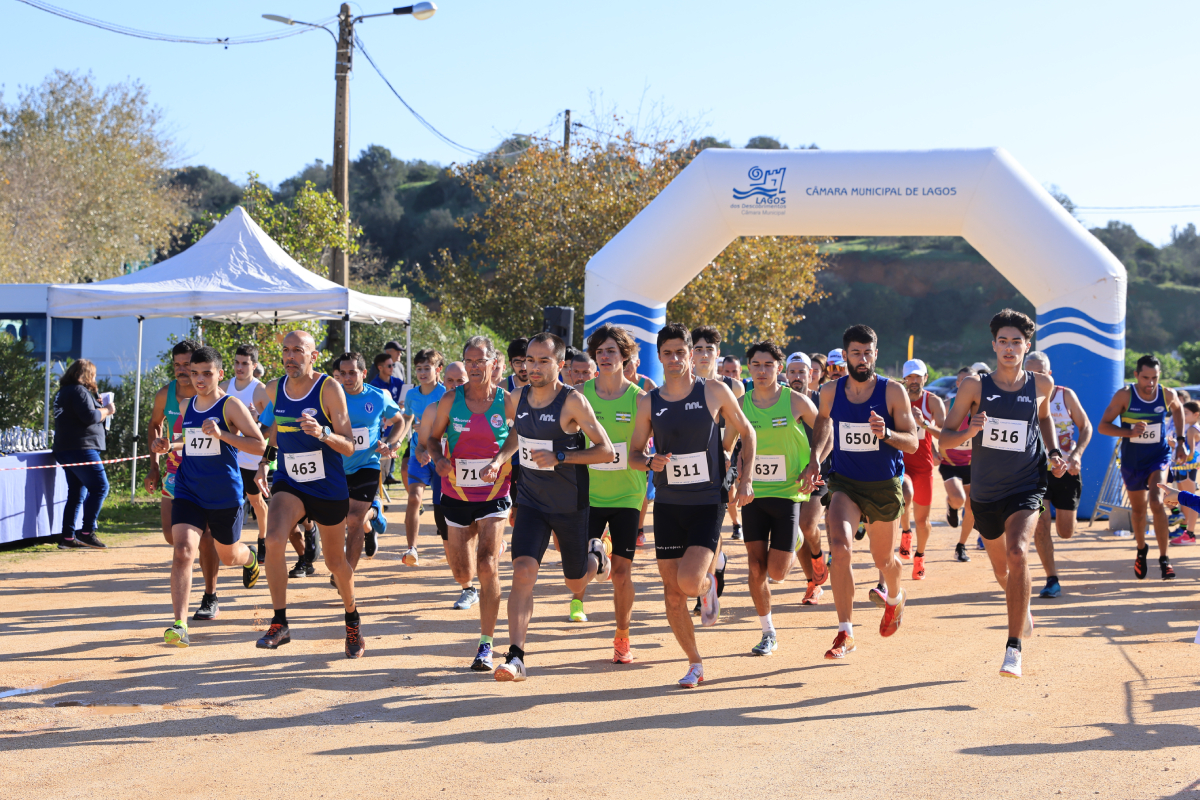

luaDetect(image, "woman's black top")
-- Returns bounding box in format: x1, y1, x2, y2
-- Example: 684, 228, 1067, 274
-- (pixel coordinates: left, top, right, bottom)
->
52, 384, 106, 452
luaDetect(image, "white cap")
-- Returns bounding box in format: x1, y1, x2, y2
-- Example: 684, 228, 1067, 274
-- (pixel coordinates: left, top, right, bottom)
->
786, 351, 811, 367
970, 361, 991, 373
902, 358, 927, 377
826, 349, 846, 366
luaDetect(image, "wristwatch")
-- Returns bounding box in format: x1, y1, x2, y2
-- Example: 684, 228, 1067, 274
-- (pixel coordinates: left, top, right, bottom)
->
319, 425, 332, 442
1047, 448, 1063, 460
556, 451, 566, 463
881, 427, 891, 442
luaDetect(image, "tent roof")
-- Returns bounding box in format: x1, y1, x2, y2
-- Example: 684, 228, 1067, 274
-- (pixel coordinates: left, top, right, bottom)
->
46, 206, 410, 324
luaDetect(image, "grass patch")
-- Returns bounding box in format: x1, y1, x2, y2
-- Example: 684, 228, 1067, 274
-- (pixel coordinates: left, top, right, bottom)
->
0, 498, 160, 563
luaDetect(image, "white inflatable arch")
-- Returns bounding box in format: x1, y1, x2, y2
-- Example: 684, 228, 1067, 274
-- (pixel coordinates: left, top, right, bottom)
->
584, 148, 1126, 510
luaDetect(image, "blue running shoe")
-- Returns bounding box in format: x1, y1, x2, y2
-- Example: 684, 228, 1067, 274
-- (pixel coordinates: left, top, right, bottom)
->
370, 499, 387, 535
1039, 580, 1061, 598
470, 642, 494, 671
976, 535, 986, 551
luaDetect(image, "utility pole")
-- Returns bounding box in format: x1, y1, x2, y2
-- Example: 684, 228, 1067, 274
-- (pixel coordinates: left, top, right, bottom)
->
563, 109, 571, 155
330, 3, 353, 289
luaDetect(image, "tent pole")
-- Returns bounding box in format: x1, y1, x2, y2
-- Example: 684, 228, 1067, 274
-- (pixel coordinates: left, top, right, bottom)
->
405, 320, 412, 385
343, 315, 351, 355
130, 317, 144, 502
43, 314, 52, 436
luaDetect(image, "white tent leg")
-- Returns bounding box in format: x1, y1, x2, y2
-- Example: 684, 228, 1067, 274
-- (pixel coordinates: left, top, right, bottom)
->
130, 317, 143, 501
405, 321, 412, 385
43, 315, 52, 436
343, 317, 351, 354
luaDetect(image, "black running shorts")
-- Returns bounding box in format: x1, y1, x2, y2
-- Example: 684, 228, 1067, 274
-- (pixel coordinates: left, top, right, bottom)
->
270, 481, 350, 528
741, 496, 800, 552
1045, 470, 1082, 512
939, 463, 972, 486
511, 505, 590, 579
239, 468, 262, 496
588, 506, 640, 560
971, 488, 1045, 541
171, 498, 245, 546
346, 467, 381, 504
653, 502, 723, 559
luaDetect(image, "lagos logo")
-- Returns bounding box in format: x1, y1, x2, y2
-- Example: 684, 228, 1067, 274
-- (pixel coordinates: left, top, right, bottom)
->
733, 167, 786, 202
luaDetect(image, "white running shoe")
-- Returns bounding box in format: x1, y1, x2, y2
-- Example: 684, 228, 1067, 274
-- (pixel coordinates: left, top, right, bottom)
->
1000, 646, 1022, 678
494, 656, 526, 682
700, 574, 720, 627
1023, 608, 1034, 638
403, 547, 419, 567
452, 586, 479, 610
588, 537, 612, 582
678, 663, 705, 688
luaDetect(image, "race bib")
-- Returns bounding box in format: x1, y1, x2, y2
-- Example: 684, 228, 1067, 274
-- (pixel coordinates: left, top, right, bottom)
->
1132, 423, 1161, 444
983, 417, 1025, 452
840, 422, 879, 452
455, 457, 492, 488
752, 454, 786, 482
591, 441, 628, 472
185, 427, 220, 457
666, 451, 710, 485
351, 426, 370, 452
951, 437, 973, 451
519, 436, 555, 471
285, 451, 326, 482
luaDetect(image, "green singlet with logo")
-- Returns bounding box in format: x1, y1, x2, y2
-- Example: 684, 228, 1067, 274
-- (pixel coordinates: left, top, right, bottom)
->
742, 385, 811, 502
581, 379, 644, 509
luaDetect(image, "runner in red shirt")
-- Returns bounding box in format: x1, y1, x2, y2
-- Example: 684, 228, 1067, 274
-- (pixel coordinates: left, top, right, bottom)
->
899, 359, 946, 580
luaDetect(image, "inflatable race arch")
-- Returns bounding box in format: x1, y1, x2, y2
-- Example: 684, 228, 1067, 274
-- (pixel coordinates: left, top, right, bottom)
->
583, 148, 1126, 512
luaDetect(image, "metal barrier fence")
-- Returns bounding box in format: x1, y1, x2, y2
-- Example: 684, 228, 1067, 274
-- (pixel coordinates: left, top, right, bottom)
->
1090, 441, 1130, 525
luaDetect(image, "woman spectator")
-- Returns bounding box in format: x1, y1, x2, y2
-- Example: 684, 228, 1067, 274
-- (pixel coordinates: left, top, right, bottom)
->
53, 359, 115, 549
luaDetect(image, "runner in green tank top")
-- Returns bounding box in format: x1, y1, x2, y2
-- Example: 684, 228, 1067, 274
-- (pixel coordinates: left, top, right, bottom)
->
581, 323, 649, 664
738, 341, 821, 656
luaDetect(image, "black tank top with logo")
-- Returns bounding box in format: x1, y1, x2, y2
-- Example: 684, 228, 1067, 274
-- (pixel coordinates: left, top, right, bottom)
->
970, 372, 1046, 503
514, 384, 588, 513
649, 378, 725, 505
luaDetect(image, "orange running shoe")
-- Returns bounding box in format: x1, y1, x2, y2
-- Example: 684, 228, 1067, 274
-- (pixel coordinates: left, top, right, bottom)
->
912, 555, 926, 580
601, 531, 613, 556
811, 555, 829, 586
612, 637, 633, 664
824, 630, 856, 659
802, 582, 824, 605
899, 531, 913, 560
879, 589, 906, 637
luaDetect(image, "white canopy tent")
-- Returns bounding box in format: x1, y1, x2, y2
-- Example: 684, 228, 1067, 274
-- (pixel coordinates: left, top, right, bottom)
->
44, 206, 413, 495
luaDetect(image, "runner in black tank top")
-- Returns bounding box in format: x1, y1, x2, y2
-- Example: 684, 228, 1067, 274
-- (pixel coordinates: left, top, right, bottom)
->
940, 309, 1066, 680
480, 333, 616, 683
630, 323, 757, 688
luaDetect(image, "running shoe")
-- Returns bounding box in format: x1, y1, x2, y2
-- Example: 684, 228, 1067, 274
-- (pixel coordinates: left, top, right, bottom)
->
751, 633, 778, 656
1169, 530, 1195, 546
568, 598, 588, 623
636, 530, 646, 547
243, 548, 260, 589
600, 530, 613, 555
802, 582, 824, 605
899, 531, 913, 560
824, 630, 855, 659
976, 535, 986, 550
700, 575, 720, 627
854, 522, 867, 541
57, 536, 84, 549
453, 586, 479, 610
1023, 608, 1034, 638
164, 623, 189, 648
869, 584, 887, 608
879, 589, 906, 637
403, 547, 419, 567
947, 506, 959, 528
731, 524, 743, 541
75, 532, 106, 549
345, 622, 365, 659
257, 537, 266, 564
329, 574, 338, 588
589, 537, 611, 582
692, 599, 702, 617
612, 637, 633, 664
811, 554, 829, 586
369, 499, 387, 534
256, 623, 290, 649
1039, 580, 1061, 598
1160, 555, 1175, 580
955, 543, 971, 562
289, 557, 315, 578
303, 524, 318, 562
714, 557, 726, 598
470, 642, 494, 671
364, 530, 378, 559
1134, 545, 1149, 580
1000, 646, 1022, 678
912, 555, 926, 581
494, 656, 526, 682
678, 664, 705, 688
193, 593, 219, 621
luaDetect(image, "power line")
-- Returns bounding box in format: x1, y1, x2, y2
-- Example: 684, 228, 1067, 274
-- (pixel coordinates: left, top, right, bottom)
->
15, 0, 332, 45
1077, 205, 1200, 212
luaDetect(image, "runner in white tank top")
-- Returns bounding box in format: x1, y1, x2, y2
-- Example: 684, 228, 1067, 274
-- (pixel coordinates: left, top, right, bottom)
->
221, 346, 272, 561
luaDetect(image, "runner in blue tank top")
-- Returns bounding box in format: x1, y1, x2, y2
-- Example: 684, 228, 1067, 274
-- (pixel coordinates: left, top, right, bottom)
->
254, 331, 362, 657
941, 310, 1067, 680
1098, 353, 1187, 581
149, 347, 266, 649
479, 332, 616, 682
807, 325, 920, 662
629, 323, 757, 689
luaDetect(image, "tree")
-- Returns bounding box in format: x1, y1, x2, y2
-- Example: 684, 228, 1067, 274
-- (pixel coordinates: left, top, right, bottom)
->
415, 123, 828, 346
746, 136, 787, 150
0, 70, 187, 283
0, 333, 44, 429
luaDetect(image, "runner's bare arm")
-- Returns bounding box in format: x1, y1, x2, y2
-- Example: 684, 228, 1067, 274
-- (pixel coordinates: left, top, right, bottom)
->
1036, 373, 1067, 472
414, 405, 436, 464
377, 410, 406, 456
629, 392, 666, 472
424, 393, 456, 477
927, 393, 948, 459
880, 380, 920, 455
939, 376, 983, 449
792, 390, 819, 429
1097, 387, 1137, 438
301, 379, 355, 458
144, 385, 170, 487
1063, 387, 1093, 470
216, 396, 267, 455
709, 380, 756, 504
1164, 386, 1188, 463
560, 393, 615, 465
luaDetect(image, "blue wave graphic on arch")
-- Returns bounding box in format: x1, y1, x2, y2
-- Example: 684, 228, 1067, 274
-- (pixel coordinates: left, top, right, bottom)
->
1036, 306, 1125, 335
583, 313, 664, 335
1036, 321, 1124, 349
584, 299, 667, 326
732, 187, 780, 200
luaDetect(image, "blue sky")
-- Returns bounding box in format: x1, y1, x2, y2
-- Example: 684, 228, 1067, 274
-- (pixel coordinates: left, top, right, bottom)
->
4, 0, 1197, 244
